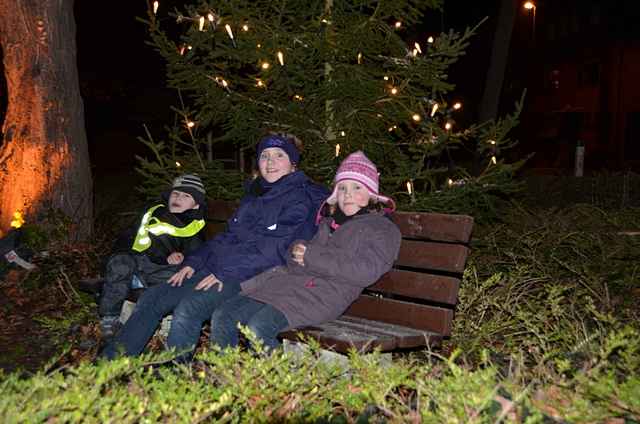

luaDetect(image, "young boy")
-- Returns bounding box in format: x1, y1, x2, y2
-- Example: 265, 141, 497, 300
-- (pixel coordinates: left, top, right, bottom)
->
99, 174, 207, 338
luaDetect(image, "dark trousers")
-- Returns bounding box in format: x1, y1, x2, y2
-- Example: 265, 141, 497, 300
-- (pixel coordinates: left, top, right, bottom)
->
210, 295, 289, 352
101, 269, 240, 361
99, 253, 178, 317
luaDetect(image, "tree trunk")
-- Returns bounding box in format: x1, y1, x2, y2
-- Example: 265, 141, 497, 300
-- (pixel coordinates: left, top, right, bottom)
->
478, 0, 517, 123
0, 0, 92, 239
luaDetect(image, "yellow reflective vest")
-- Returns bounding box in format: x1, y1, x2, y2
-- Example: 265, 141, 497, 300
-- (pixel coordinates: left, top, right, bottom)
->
131, 204, 205, 253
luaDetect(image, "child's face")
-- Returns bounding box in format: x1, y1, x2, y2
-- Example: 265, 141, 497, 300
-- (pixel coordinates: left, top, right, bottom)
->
336, 180, 370, 216
258, 147, 295, 183
168, 190, 199, 213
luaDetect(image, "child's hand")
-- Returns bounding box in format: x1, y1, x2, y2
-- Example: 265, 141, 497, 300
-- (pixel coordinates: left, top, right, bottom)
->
167, 252, 184, 265
168, 266, 194, 287
195, 273, 223, 292
291, 243, 307, 266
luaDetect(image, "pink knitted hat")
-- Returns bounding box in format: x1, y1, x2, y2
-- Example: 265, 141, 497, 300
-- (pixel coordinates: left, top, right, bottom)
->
326, 151, 395, 211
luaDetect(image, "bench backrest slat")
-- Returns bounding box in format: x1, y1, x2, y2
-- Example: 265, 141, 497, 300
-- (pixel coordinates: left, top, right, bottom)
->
344, 294, 454, 336
392, 212, 473, 243
396, 241, 469, 274
369, 270, 460, 306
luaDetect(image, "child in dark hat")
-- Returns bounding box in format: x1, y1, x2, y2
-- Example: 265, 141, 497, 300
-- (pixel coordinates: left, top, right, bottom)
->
98, 174, 207, 338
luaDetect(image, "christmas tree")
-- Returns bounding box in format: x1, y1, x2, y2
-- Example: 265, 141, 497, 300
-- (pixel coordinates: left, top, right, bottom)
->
136, 0, 525, 218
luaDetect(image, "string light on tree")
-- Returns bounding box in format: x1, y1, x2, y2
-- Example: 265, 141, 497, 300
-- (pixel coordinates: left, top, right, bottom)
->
427, 36, 434, 43
406, 180, 413, 195
199, 16, 205, 31
225, 24, 236, 47
335, 144, 340, 157
256, 79, 265, 88
390, 87, 398, 95
293, 94, 303, 101
414, 42, 422, 54
277, 51, 284, 66
412, 113, 421, 122
242, 23, 249, 31
383, 75, 389, 81
491, 156, 497, 165
430, 102, 439, 117
340, 131, 346, 137
176, 161, 182, 168
357, 52, 362, 64
394, 21, 402, 29
444, 122, 452, 131
186, 120, 195, 128
261, 61, 270, 70
153, 1, 159, 15
453, 102, 462, 110
388, 125, 397, 132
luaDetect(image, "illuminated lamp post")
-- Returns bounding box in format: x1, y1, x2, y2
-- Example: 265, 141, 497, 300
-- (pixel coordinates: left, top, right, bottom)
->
523, 1, 537, 40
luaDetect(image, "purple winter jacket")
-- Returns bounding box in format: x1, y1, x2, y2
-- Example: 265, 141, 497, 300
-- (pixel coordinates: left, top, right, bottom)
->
239, 211, 402, 329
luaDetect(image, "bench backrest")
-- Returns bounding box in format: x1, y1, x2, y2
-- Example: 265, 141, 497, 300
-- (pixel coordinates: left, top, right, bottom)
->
206, 200, 474, 338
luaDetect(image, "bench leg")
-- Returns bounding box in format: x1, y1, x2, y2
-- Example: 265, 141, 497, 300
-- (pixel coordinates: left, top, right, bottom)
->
119, 300, 172, 339
282, 340, 392, 369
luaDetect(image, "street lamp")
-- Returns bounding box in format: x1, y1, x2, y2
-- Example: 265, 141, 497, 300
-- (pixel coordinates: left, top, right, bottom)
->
523, 1, 536, 40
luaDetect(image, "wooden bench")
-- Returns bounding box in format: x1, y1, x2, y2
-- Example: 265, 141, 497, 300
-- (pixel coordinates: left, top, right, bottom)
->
207, 199, 474, 354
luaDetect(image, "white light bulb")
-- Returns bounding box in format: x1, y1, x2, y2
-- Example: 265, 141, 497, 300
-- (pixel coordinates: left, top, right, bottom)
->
153, 1, 159, 15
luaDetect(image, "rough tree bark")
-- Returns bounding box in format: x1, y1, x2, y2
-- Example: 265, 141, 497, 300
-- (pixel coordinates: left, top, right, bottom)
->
0, 0, 92, 239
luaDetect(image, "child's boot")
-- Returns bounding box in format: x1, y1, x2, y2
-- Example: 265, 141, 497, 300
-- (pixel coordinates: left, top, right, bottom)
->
99, 316, 121, 339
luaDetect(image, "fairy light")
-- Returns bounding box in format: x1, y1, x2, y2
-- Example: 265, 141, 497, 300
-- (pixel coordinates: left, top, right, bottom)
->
491, 156, 497, 165
488, 139, 496, 145
277, 51, 284, 66
256, 79, 265, 87
257, 43, 262, 48
444, 122, 452, 131
335, 144, 340, 157
453, 102, 462, 110
207, 13, 215, 22
430, 103, 439, 117
199, 16, 205, 31
261, 62, 270, 70
179, 45, 186, 55
152, 1, 159, 15
447, 178, 453, 186
394, 21, 402, 29
340, 131, 346, 137
427, 36, 434, 44
175, 161, 182, 168
186, 121, 195, 128
357, 52, 362, 64
406, 181, 413, 195
388, 125, 397, 132
383, 76, 389, 81
412, 113, 421, 122
390, 87, 398, 95
293, 94, 303, 101
412, 49, 418, 57
414, 42, 422, 54
225, 24, 235, 43
242, 24, 249, 31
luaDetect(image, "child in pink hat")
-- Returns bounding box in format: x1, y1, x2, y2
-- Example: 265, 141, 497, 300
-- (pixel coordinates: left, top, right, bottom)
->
210, 151, 401, 352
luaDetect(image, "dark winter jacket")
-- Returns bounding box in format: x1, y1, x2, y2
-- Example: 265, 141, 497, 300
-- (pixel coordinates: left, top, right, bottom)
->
113, 203, 206, 265
239, 211, 402, 329
183, 171, 329, 285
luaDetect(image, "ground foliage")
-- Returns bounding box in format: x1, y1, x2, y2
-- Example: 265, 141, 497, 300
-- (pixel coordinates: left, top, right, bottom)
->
0, 204, 639, 422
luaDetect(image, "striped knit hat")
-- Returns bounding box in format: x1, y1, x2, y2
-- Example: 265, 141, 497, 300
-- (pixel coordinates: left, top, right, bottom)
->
326, 151, 395, 210
171, 174, 206, 207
